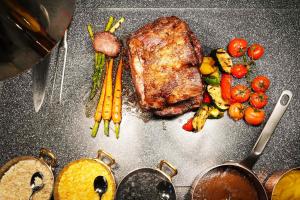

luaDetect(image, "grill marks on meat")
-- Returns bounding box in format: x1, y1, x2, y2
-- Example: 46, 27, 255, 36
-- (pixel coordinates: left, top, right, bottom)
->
128, 16, 204, 116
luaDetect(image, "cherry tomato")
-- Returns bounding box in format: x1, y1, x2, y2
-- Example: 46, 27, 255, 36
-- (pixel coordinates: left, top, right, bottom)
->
182, 118, 194, 132
220, 74, 232, 101
244, 107, 265, 126
231, 85, 251, 103
251, 76, 270, 93
227, 38, 248, 57
228, 103, 245, 121
231, 64, 248, 79
247, 44, 265, 60
250, 92, 268, 109
203, 92, 212, 104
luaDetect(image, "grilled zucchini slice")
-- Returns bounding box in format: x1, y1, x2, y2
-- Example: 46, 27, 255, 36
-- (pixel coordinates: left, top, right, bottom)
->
208, 106, 224, 119
192, 104, 209, 131
212, 48, 233, 73
207, 85, 230, 111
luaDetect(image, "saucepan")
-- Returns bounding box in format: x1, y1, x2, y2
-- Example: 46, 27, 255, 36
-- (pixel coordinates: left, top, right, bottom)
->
0, 0, 75, 80
191, 90, 293, 200
116, 160, 178, 200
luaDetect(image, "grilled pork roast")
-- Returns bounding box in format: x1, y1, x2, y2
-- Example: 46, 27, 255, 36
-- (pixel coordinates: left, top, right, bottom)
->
128, 16, 204, 116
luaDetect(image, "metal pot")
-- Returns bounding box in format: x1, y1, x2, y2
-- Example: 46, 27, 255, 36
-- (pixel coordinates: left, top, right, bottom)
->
191, 90, 293, 200
0, 0, 75, 80
264, 167, 300, 199
54, 149, 117, 200
116, 160, 178, 200
0, 148, 57, 200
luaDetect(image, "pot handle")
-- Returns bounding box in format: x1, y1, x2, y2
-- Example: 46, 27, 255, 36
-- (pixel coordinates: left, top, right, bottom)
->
240, 90, 293, 169
96, 150, 115, 167
39, 148, 57, 169
158, 160, 178, 180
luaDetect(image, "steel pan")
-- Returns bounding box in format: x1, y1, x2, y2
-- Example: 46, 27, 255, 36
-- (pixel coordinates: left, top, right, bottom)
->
0, 0, 75, 80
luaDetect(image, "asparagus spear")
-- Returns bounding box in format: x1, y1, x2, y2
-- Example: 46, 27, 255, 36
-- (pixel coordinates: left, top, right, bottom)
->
88, 16, 124, 100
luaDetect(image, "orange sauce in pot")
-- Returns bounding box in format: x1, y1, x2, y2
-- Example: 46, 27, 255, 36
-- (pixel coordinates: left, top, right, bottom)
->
272, 170, 300, 200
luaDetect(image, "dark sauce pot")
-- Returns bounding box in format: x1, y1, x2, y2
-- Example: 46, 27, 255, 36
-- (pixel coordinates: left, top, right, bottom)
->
116, 160, 178, 200
191, 90, 292, 200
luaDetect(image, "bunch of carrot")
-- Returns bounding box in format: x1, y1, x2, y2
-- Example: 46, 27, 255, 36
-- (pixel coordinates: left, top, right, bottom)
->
91, 57, 123, 139
87, 16, 125, 99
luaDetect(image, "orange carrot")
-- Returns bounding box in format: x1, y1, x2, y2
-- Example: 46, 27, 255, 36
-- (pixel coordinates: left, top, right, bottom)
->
112, 57, 123, 138
91, 62, 108, 137
102, 59, 114, 136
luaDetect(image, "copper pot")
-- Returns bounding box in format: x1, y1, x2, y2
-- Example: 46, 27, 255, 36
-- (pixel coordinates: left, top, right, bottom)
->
264, 167, 300, 199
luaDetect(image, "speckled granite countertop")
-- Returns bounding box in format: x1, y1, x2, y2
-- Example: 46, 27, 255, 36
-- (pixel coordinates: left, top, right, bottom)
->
0, 1, 300, 199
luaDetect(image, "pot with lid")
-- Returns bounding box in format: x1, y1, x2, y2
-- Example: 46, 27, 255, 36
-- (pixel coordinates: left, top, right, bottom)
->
0, 148, 57, 200
54, 149, 117, 200
116, 160, 178, 200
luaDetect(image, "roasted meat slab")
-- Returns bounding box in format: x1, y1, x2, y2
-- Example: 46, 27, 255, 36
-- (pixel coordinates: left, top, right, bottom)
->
128, 16, 204, 116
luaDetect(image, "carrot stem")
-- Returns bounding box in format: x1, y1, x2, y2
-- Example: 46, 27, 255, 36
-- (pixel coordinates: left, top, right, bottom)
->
115, 123, 120, 139
104, 120, 109, 136
91, 122, 99, 138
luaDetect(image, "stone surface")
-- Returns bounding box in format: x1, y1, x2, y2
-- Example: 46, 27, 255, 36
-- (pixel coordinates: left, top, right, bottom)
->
0, 1, 300, 199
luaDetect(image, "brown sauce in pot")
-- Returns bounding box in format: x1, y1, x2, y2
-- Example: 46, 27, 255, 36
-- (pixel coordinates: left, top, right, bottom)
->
193, 168, 259, 200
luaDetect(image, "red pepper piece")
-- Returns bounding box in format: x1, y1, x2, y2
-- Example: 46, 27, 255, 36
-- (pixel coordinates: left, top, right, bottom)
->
220, 74, 232, 102
203, 92, 212, 104
182, 118, 194, 132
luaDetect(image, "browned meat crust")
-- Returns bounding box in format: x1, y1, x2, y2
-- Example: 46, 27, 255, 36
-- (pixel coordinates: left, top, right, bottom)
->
128, 16, 204, 116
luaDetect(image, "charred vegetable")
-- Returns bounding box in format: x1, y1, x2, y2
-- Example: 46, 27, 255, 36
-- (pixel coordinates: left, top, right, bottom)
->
208, 106, 224, 119
207, 85, 230, 111
212, 48, 233, 73
200, 63, 217, 75
200, 56, 217, 75
204, 69, 221, 86
192, 104, 209, 131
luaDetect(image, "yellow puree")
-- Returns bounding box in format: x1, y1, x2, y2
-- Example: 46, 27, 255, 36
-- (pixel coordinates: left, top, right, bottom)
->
56, 159, 115, 200
272, 170, 300, 200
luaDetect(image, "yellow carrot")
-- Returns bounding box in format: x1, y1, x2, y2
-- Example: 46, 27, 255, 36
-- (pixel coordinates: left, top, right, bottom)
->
91, 62, 108, 137
102, 59, 114, 136
112, 57, 123, 139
